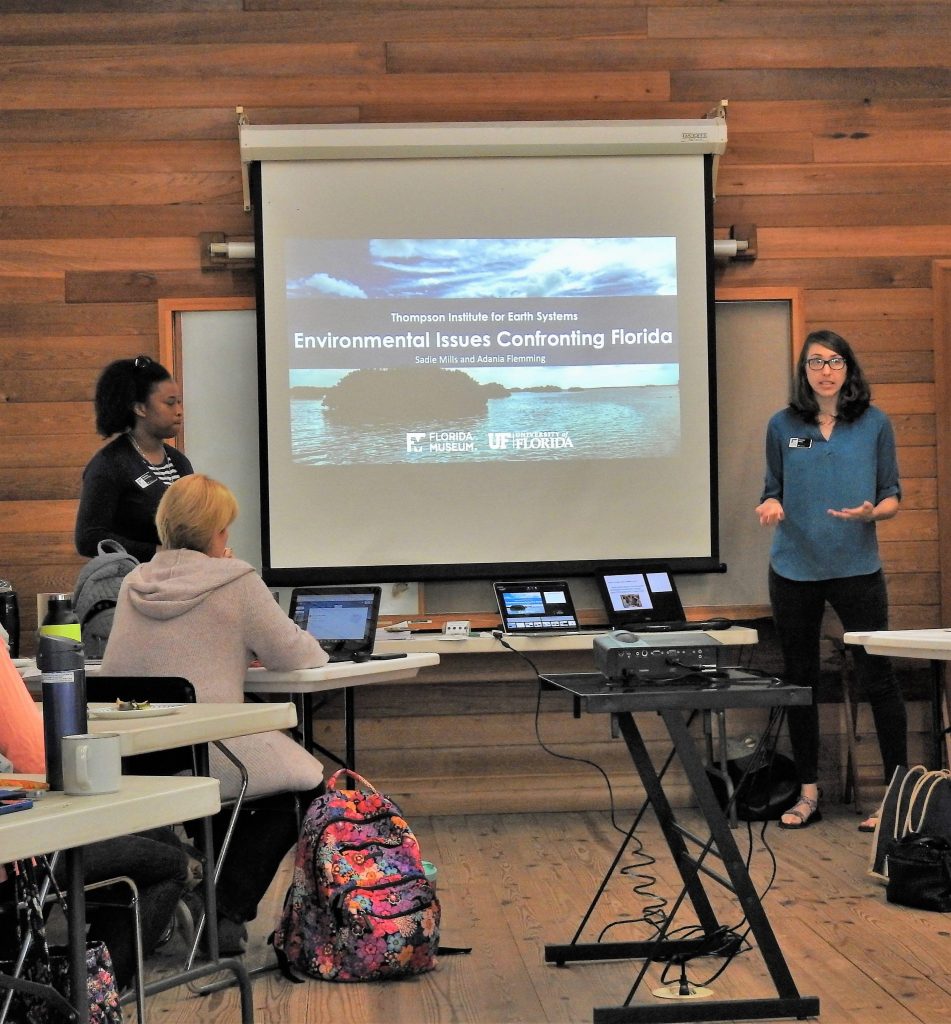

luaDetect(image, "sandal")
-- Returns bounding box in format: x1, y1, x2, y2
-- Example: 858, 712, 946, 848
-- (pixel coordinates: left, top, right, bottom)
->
858, 808, 881, 833
779, 794, 822, 830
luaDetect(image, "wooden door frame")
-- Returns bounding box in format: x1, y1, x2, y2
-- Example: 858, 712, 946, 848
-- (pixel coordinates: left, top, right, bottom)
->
715, 285, 805, 368
934, 261, 951, 623
157, 296, 255, 451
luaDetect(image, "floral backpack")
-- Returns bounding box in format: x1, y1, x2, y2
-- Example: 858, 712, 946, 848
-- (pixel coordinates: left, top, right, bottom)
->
272, 769, 440, 982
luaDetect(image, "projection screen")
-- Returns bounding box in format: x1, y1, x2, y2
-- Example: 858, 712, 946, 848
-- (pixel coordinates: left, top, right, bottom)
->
244, 120, 727, 585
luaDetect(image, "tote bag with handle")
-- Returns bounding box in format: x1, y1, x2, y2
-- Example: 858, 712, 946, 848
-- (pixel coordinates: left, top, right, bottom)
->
868, 765, 951, 883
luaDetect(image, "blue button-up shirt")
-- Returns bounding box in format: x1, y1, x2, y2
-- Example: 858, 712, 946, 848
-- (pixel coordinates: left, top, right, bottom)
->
760, 405, 901, 581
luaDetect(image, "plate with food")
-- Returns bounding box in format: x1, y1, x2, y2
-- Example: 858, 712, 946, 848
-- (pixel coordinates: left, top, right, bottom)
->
88, 700, 185, 720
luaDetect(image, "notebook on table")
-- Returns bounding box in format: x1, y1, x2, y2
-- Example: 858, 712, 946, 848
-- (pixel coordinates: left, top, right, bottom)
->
595, 563, 732, 633
493, 580, 592, 637
288, 585, 382, 662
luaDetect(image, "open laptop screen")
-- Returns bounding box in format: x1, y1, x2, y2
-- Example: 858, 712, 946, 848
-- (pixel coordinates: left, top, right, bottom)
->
494, 581, 580, 635
288, 585, 381, 660
596, 564, 686, 628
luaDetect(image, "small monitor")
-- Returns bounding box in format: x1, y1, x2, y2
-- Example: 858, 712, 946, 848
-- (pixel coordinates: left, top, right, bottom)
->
493, 580, 581, 635
596, 564, 687, 629
288, 585, 382, 662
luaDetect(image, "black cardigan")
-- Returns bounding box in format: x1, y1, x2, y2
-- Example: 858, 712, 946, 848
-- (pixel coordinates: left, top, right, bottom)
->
74, 434, 194, 562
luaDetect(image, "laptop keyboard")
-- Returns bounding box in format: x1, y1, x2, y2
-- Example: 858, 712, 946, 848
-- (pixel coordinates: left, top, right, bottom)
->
506, 628, 605, 637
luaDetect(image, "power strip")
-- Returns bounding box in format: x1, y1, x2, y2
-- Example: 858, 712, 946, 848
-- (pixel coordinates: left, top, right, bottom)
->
443, 620, 471, 637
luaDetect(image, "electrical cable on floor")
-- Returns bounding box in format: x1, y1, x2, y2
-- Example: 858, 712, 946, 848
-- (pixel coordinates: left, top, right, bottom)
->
493, 628, 788, 994
492, 629, 683, 943
651, 705, 788, 993
595, 840, 668, 941
614, 704, 794, 1004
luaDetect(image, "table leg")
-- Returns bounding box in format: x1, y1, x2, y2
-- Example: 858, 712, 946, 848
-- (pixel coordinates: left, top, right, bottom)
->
545, 711, 722, 969
344, 688, 355, 771
65, 848, 88, 1024
547, 708, 819, 1023
931, 659, 947, 769
300, 694, 314, 754
138, 742, 255, 1023
299, 692, 353, 772
660, 709, 812, 1005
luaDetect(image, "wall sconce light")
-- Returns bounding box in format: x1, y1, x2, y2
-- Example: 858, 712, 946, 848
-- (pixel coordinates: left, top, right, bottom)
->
200, 227, 754, 265
200, 231, 256, 271
714, 224, 757, 261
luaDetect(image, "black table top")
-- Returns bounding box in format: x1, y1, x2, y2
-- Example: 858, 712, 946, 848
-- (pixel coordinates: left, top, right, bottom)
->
541, 669, 812, 713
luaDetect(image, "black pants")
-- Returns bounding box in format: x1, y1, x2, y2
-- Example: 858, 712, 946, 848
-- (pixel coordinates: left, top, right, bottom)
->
769, 567, 908, 786
82, 828, 191, 987
0, 829, 190, 992
188, 785, 322, 925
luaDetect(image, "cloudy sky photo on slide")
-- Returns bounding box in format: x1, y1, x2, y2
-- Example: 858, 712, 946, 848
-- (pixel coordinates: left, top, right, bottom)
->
286, 237, 677, 300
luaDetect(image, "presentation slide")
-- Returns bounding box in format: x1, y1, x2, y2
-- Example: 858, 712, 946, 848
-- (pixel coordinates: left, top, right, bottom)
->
286, 236, 680, 466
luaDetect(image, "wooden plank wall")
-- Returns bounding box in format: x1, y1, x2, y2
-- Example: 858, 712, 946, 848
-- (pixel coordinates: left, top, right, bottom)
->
1, 2, 949, 648
0, 3, 948, 812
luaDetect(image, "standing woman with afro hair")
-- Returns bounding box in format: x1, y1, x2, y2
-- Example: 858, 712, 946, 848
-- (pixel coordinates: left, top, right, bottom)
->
75, 355, 193, 562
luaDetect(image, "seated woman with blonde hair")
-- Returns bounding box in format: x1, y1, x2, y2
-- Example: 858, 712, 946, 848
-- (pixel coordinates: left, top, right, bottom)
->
101, 473, 329, 953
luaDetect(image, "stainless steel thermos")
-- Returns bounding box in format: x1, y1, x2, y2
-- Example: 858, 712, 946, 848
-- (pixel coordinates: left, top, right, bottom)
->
36, 632, 87, 791
0, 579, 19, 658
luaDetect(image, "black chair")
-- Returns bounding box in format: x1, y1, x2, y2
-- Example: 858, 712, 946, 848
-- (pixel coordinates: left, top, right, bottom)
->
86, 675, 198, 777
85, 676, 251, 974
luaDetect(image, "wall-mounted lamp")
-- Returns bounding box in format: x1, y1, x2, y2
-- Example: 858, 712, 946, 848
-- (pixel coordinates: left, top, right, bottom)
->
210, 240, 255, 260
713, 239, 747, 259
199, 231, 256, 271
202, 228, 754, 264
713, 224, 757, 261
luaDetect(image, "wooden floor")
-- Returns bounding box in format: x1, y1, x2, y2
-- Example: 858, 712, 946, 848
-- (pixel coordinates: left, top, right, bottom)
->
141, 805, 950, 1024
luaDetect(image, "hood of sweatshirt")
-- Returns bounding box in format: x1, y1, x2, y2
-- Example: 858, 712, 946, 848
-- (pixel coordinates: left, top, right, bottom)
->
124, 548, 257, 621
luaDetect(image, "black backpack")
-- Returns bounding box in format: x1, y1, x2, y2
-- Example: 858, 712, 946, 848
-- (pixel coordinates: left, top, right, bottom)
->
72, 539, 138, 658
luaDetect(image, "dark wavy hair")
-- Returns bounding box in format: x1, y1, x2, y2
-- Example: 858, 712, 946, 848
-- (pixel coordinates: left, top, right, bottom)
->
94, 355, 172, 436
789, 329, 871, 424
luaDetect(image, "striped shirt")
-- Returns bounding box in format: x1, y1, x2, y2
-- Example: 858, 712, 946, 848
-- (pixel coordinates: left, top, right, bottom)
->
152, 455, 183, 487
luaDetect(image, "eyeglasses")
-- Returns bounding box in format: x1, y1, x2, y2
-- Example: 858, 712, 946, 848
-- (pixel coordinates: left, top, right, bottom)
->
133, 355, 153, 369
805, 356, 846, 371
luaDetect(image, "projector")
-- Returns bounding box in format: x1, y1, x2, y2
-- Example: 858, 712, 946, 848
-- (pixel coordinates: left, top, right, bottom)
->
594, 630, 720, 683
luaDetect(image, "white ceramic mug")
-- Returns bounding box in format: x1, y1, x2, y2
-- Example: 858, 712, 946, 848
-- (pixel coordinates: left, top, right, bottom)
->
61, 733, 122, 796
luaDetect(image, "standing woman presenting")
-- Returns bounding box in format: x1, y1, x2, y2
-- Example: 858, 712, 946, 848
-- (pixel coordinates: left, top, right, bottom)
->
75, 355, 193, 562
755, 329, 907, 831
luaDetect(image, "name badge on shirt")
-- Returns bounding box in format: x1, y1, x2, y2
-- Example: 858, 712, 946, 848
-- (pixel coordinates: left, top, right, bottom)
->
134, 470, 158, 489
788, 437, 812, 449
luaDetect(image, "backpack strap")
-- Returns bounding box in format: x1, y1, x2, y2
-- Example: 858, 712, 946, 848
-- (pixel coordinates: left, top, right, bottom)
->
96, 538, 131, 557
326, 769, 378, 794
80, 598, 118, 629
267, 932, 304, 983
895, 766, 927, 839
905, 771, 947, 835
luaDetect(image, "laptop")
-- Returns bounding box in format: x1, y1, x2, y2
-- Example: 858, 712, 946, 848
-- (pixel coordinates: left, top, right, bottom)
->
288, 585, 382, 662
493, 580, 588, 636
596, 563, 733, 633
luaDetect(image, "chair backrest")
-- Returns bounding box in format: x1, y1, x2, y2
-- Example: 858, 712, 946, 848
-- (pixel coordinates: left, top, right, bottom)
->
87, 675, 197, 776
86, 675, 196, 705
